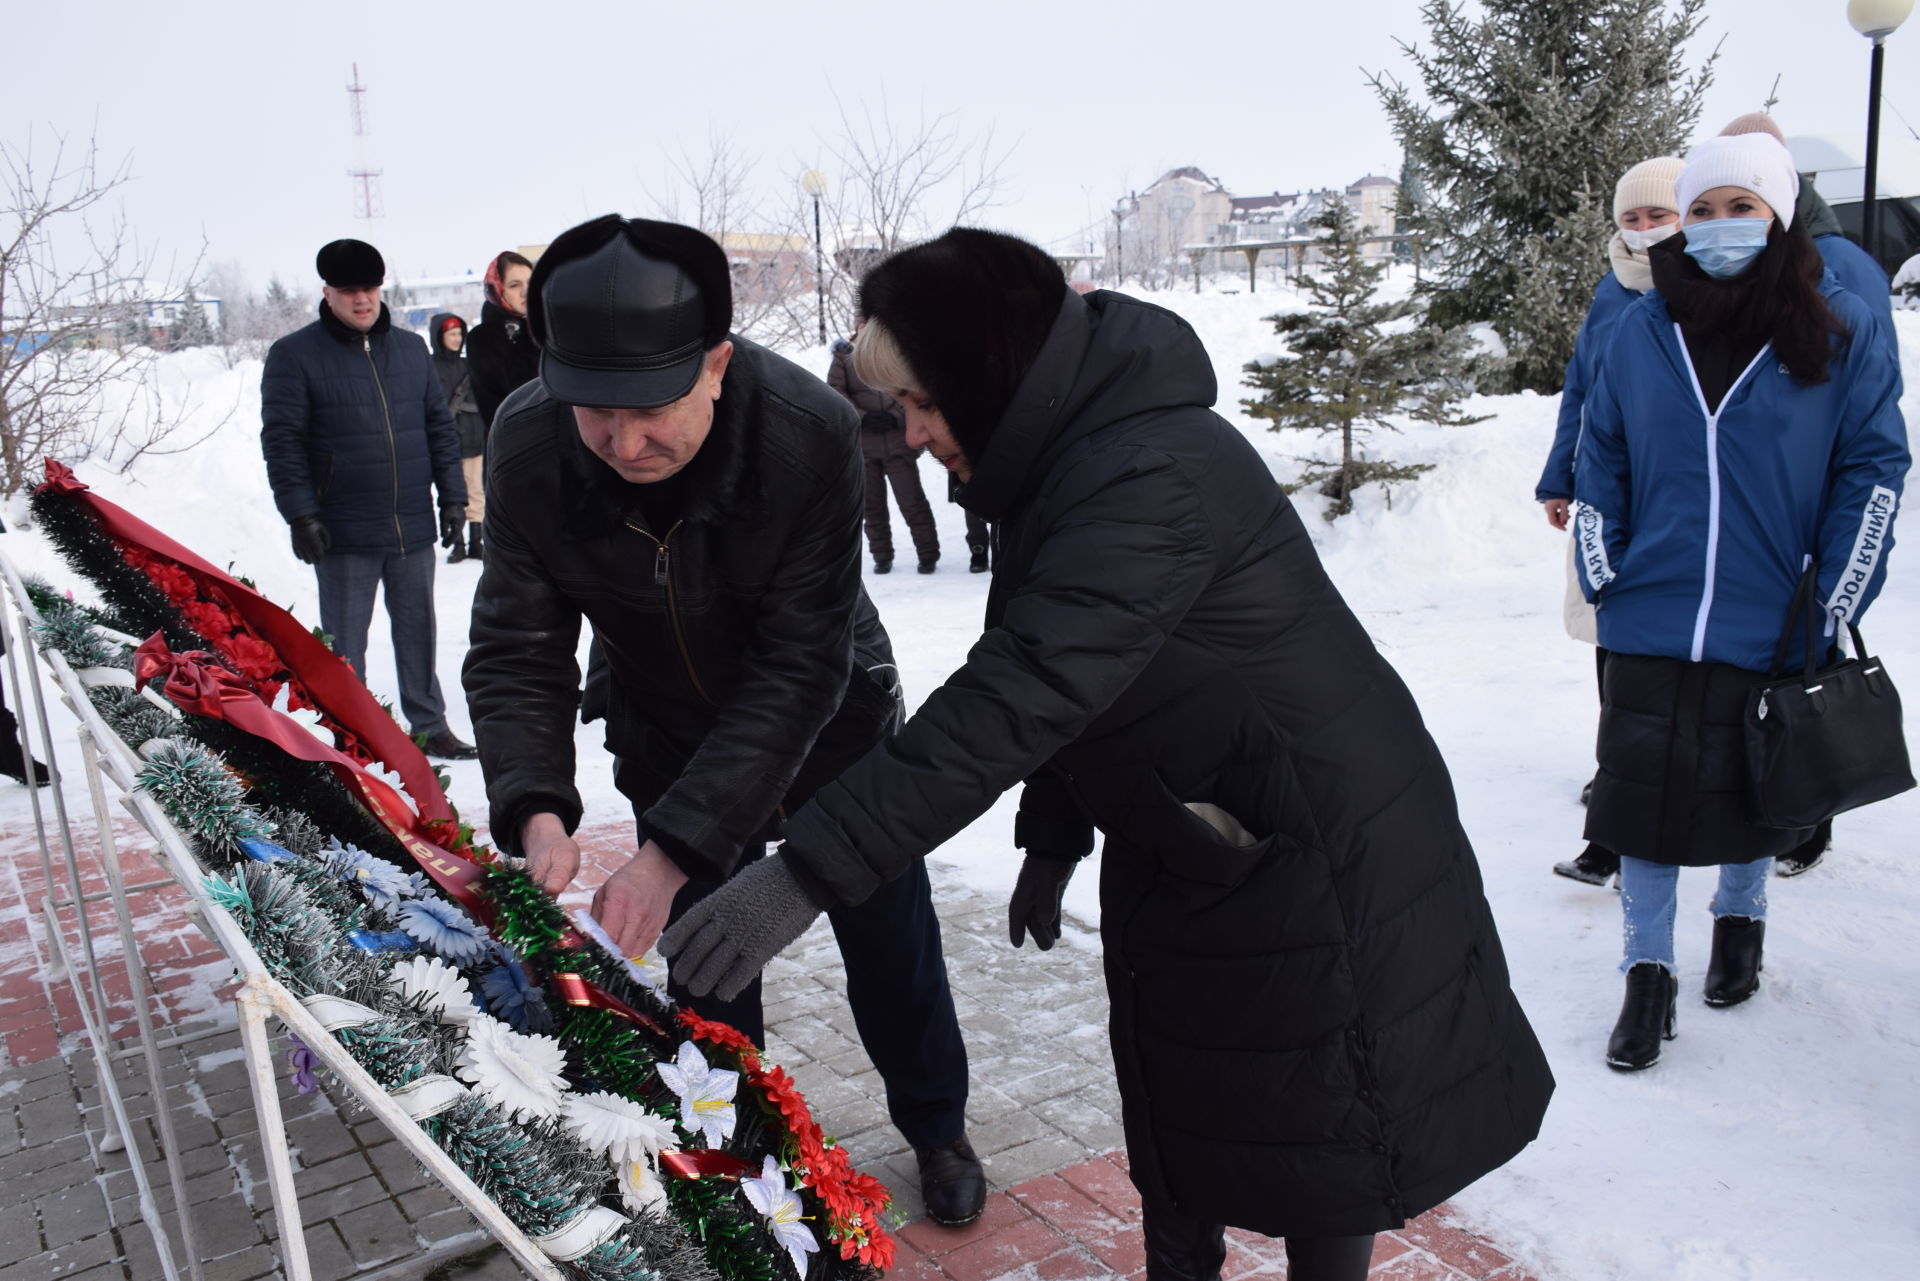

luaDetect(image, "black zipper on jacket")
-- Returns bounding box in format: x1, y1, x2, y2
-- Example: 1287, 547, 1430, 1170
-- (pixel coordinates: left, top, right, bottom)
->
623, 518, 713, 706
362, 335, 405, 551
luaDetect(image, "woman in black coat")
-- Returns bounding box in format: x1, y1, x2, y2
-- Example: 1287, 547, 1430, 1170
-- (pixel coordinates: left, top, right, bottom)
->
663, 229, 1552, 1281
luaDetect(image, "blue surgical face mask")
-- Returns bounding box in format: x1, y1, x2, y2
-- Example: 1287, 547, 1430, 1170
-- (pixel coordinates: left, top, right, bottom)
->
1681, 218, 1772, 279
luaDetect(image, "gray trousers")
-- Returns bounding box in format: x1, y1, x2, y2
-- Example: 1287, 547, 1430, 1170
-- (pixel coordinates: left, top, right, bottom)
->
314, 546, 448, 736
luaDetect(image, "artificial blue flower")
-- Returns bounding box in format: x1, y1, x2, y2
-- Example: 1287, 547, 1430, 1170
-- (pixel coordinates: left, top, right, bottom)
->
479, 949, 553, 1034
396, 898, 492, 966
322, 842, 421, 911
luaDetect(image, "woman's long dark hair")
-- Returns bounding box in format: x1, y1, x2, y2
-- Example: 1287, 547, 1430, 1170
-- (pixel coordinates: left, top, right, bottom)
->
1653, 220, 1851, 384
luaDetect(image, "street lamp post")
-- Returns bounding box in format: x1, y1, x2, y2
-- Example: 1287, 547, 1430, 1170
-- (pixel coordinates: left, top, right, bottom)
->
801, 170, 829, 345
1849, 0, 1914, 265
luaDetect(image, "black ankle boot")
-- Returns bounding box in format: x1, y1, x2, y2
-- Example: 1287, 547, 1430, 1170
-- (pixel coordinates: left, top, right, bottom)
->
1703, 916, 1765, 1008
1606, 962, 1676, 1071
1553, 843, 1620, 886
0, 708, 50, 787
467, 524, 484, 562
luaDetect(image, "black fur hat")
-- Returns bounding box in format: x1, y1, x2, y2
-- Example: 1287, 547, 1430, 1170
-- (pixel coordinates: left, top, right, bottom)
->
315, 238, 385, 287
857, 229, 1065, 462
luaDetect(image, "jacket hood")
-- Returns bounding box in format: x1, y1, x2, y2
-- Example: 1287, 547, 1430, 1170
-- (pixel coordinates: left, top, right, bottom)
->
959, 289, 1218, 521
429, 312, 466, 359
1796, 181, 1844, 240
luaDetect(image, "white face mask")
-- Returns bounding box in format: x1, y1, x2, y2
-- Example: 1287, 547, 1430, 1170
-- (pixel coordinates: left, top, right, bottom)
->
1618, 223, 1680, 253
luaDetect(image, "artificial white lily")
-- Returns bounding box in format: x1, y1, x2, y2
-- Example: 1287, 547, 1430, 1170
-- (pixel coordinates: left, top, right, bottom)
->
655, 1040, 738, 1148
741, 1155, 818, 1278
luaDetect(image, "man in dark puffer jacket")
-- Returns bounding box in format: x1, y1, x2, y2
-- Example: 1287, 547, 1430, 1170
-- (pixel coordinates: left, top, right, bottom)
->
462, 217, 985, 1225
260, 239, 475, 759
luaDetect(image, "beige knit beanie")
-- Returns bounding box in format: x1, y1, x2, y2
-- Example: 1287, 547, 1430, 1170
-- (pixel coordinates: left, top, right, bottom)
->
1675, 134, 1801, 228
1613, 156, 1685, 222
1720, 112, 1787, 144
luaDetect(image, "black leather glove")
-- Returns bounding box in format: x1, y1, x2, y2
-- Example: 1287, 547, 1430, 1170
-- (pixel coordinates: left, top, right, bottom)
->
289, 516, 330, 565
1009, 855, 1077, 950
439, 503, 466, 549
661, 854, 826, 1000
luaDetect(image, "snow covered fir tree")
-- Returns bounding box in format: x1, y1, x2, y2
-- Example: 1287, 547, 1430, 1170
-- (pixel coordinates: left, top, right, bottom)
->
1242, 199, 1483, 519
1370, 0, 1716, 392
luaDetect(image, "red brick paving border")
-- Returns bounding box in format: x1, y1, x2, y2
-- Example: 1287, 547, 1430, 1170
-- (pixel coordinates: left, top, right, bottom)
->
892, 1151, 1542, 1281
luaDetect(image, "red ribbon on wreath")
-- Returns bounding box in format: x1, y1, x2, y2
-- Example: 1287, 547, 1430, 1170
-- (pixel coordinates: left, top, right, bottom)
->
42, 459, 450, 826
133, 632, 495, 925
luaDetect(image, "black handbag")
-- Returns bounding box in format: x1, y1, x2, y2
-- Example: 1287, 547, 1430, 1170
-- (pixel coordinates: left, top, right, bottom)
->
1744, 566, 1916, 829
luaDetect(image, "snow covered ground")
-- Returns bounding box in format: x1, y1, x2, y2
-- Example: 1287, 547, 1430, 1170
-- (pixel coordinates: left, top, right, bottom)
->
3, 283, 1916, 1281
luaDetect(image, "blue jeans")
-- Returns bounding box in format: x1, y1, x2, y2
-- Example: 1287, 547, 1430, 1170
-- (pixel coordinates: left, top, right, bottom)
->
1619, 856, 1770, 973
313, 546, 448, 736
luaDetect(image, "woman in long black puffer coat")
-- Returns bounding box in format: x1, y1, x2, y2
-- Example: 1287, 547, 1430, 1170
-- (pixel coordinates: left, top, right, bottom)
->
663, 229, 1553, 1281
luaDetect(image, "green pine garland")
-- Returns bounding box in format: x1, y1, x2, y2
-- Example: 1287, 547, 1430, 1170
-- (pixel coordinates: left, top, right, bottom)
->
27, 486, 202, 654
426, 1096, 602, 1236
139, 740, 277, 860
484, 864, 574, 959
665, 1177, 785, 1281
336, 1017, 440, 1091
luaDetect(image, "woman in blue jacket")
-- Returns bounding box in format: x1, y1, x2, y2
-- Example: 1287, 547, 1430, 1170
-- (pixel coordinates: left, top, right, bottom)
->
1539, 155, 1683, 888
1574, 133, 1908, 1071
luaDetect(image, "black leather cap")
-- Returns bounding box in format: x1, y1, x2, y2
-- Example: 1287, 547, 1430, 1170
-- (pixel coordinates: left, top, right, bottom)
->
528, 216, 733, 408
315, 239, 385, 287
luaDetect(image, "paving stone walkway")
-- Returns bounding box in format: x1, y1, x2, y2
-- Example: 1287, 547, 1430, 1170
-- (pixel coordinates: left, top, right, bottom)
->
0, 817, 1545, 1281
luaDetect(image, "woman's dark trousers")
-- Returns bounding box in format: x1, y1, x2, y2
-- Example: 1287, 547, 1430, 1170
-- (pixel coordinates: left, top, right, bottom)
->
1140, 1184, 1375, 1281
861, 428, 939, 565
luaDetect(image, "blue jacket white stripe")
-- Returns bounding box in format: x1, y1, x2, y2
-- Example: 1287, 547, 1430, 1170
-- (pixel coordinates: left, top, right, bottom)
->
1573, 278, 1909, 672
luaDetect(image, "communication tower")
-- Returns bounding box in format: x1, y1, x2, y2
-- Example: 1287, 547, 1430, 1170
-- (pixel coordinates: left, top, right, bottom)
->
346, 63, 384, 224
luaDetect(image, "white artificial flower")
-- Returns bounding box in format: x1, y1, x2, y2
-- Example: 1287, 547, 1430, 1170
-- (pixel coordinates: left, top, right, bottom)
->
617, 1155, 669, 1215
562, 1091, 680, 1167
741, 1155, 818, 1279
454, 1015, 569, 1123
271, 683, 336, 746
654, 1040, 737, 1148
570, 908, 670, 995
387, 955, 480, 1025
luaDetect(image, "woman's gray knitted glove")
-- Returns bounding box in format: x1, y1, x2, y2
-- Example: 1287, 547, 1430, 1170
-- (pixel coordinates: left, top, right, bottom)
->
661, 854, 826, 1000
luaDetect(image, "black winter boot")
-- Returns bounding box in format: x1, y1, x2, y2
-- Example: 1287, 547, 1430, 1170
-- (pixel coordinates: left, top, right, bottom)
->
969, 546, 989, 573
0, 708, 50, 787
467, 523, 484, 562
447, 539, 467, 564
873, 557, 893, 575
1553, 843, 1620, 886
914, 1137, 985, 1226
1703, 916, 1765, 1007
1606, 962, 1676, 1071
1775, 820, 1831, 877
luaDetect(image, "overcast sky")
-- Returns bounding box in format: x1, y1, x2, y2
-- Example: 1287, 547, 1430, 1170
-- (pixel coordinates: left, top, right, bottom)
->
9, 0, 1919, 295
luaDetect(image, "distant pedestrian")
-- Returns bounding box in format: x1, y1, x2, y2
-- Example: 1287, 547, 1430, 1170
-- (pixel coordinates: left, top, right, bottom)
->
1536, 155, 1683, 888
950, 472, 990, 573
466, 250, 540, 431
260, 239, 477, 761
829, 326, 939, 574
1574, 134, 1908, 1070
430, 313, 487, 563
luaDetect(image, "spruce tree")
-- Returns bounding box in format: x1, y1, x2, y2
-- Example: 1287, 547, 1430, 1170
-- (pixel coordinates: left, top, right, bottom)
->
1370, 0, 1716, 393
1242, 200, 1485, 520
169, 287, 216, 349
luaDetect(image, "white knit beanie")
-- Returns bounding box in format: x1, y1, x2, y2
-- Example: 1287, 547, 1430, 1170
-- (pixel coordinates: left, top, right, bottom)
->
1675, 134, 1801, 229
1613, 156, 1685, 221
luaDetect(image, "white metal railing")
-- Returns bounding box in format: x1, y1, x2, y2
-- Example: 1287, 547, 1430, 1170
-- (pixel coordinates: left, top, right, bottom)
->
0, 546, 566, 1281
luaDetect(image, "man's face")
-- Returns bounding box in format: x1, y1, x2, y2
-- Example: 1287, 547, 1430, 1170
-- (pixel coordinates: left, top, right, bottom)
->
323, 284, 382, 332
501, 264, 532, 315
573, 343, 733, 484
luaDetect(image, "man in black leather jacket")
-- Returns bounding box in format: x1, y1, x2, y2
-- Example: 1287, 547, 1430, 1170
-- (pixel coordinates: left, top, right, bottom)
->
462, 217, 985, 1224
